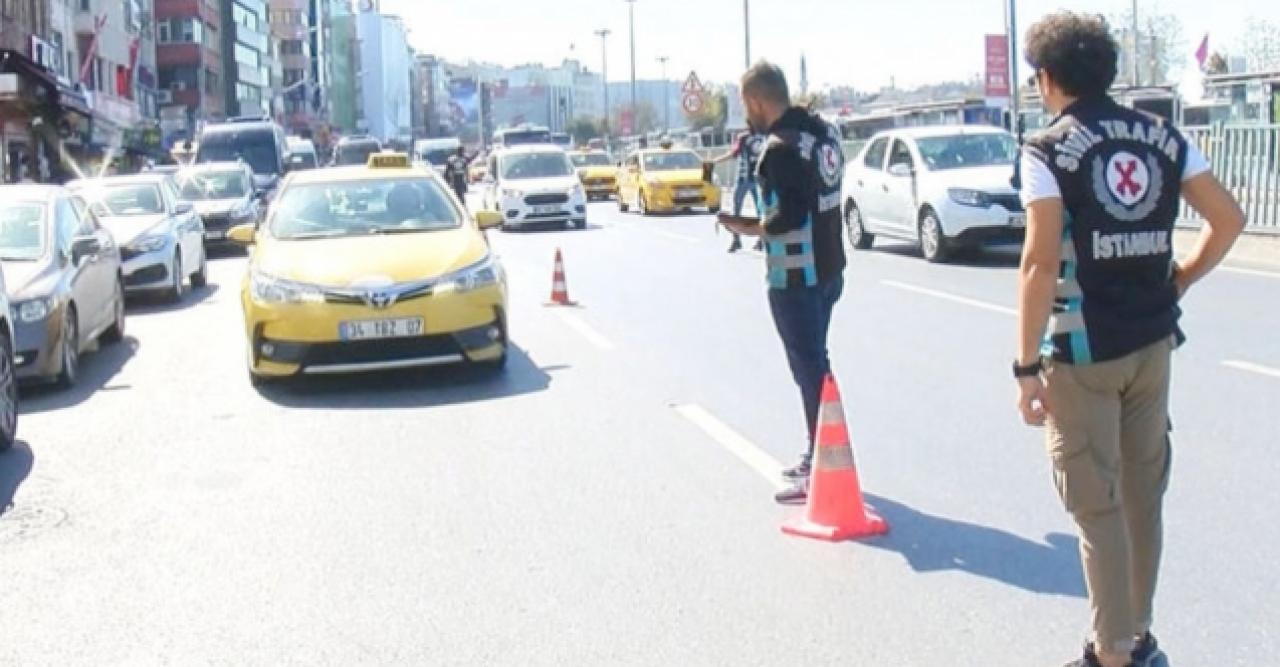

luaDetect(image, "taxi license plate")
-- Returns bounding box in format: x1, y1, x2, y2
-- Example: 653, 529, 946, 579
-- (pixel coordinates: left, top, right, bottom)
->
532, 204, 561, 215
678, 188, 702, 198
206, 230, 225, 239
1009, 213, 1027, 228
340, 317, 424, 341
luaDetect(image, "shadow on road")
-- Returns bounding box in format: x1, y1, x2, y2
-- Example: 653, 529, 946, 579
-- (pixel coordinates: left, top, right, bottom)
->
126, 283, 222, 316
255, 344, 553, 410
19, 336, 139, 415
862, 494, 1085, 598
865, 244, 1020, 269
0, 440, 33, 517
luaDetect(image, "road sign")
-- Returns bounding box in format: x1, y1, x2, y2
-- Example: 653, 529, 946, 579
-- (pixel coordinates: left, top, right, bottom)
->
682, 71, 704, 94
681, 92, 704, 116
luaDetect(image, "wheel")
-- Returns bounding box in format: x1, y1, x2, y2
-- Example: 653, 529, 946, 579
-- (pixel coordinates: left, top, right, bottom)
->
190, 247, 208, 288
574, 218, 587, 230
167, 250, 185, 302
100, 280, 126, 344
708, 205, 720, 214
638, 191, 650, 216
54, 309, 79, 390
617, 191, 629, 212
0, 332, 18, 452
918, 208, 952, 263
846, 200, 874, 250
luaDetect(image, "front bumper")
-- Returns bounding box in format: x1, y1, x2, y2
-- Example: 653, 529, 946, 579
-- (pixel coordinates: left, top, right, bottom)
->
201, 214, 253, 244
581, 177, 617, 198
121, 243, 175, 292
934, 199, 1025, 246
243, 283, 508, 378
13, 307, 67, 381
644, 186, 721, 212
500, 197, 587, 228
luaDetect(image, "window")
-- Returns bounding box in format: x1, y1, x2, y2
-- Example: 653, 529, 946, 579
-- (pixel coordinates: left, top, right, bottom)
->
79, 0, 90, 11
863, 137, 889, 170
888, 140, 914, 170
56, 198, 81, 256
280, 39, 304, 56
234, 43, 259, 67
157, 21, 170, 42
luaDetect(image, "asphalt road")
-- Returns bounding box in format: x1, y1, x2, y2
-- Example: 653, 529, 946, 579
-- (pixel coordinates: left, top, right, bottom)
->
2, 193, 1277, 665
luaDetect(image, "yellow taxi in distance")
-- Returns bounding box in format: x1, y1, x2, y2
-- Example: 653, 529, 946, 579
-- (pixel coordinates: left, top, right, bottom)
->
568, 150, 616, 201
226, 153, 508, 384
615, 146, 721, 216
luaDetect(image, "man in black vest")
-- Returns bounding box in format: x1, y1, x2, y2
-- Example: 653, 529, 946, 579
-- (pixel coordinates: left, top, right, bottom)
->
1014, 13, 1245, 667
443, 147, 473, 207
719, 62, 847, 505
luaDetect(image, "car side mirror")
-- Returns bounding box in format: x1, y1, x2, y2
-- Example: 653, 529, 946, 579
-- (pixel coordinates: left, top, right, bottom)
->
888, 163, 914, 178
71, 235, 102, 265
475, 210, 503, 230
175, 201, 194, 215
227, 223, 257, 245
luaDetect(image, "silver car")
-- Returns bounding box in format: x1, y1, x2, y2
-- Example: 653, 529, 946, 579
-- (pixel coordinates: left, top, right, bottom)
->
0, 185, 126, 389
174, 162, 260, 245
68, 174, 208, 301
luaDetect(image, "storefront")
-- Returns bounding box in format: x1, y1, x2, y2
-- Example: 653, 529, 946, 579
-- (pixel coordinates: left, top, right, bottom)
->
0, 49, 92, 183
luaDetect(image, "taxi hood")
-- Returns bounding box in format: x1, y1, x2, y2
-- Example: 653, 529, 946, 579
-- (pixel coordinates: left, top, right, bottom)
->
649, 169, 705, 184
255, 227, 489, 286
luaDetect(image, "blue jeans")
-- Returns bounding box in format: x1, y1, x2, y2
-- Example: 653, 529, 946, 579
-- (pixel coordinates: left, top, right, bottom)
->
767, 277, 844, 463
732, 180, 760, 216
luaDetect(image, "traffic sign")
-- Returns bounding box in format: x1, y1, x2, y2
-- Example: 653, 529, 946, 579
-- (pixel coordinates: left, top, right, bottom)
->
681, 92, 704, 115
682, 71, 704, 94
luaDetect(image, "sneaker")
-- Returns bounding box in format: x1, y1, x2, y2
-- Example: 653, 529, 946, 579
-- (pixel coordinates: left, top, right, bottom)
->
781, 461, 811, 481
774, 484, 807, 505
727, 241, 742, 253
1131, 633, 1167, 667
1063, 641, 1137, 667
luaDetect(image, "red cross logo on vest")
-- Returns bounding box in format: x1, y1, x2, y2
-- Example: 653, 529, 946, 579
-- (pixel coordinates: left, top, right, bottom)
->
1104, 151, 1151, 207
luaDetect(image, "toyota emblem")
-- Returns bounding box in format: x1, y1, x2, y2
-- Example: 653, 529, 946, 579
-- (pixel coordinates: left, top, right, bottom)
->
363, 290, 397, 309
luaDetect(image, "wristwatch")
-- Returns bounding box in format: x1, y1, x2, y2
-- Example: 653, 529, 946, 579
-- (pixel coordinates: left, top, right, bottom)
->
1012, 359, 1044, 378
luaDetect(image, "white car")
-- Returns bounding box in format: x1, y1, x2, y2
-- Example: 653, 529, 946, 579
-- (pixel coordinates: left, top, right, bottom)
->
842, 125, 1024, 262
482, 145, 587, 230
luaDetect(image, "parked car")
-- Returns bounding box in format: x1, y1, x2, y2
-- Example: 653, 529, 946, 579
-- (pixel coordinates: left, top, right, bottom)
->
174, 162, 260, 245
67, 174, 208, 301
480, 145, 587, 230
0, 185, 125, 390
842, 125, 1023, 262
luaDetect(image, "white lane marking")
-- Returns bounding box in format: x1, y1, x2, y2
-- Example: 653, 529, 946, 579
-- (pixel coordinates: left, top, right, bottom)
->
1222, 360, 1280, 379
673, 404, 787, 491
881, 279, 1017, 317
554, 311, 616, 351
1219, 265, 1280, 280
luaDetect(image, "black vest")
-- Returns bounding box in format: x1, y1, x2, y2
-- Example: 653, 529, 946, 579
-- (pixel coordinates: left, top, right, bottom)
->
1023, 97, 1187, 364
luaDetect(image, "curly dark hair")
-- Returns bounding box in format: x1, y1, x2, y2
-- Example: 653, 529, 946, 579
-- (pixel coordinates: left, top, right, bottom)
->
1024, 12, 1118, 98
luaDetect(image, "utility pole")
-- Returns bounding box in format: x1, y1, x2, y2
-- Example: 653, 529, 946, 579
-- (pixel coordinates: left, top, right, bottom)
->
1006, 0, 1021, 140
1132, 0, 1140, 86
595, 29, 611, 140
657, 56, 669, 132
626, 0, 637, 118
743, 0, 751, 69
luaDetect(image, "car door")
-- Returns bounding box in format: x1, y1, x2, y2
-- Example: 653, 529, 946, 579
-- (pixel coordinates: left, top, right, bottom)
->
162, 179, 202, 273
882, 138, 922, 234
55, 197, 108, 335
852, 137, 890, 231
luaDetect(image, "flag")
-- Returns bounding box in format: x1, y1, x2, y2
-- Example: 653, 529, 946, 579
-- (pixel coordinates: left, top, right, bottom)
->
1195, 33, 1209, 71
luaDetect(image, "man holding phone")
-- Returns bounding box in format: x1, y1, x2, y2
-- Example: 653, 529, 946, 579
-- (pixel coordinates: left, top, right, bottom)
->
719, 61, 847, 505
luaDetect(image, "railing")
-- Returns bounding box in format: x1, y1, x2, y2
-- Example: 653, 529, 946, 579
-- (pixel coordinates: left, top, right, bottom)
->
1182, 124, 1280, 229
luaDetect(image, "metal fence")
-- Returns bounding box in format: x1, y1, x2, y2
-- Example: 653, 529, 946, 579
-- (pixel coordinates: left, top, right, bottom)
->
1182, 124, 1280, 229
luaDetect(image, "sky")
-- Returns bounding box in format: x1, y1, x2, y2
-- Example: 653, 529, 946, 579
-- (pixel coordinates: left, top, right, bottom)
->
378, 0, 1271, 94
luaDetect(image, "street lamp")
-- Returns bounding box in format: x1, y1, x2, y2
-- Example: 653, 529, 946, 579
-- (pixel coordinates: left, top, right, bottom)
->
595, 28, 611, 139
625, 0, 637, 118
656, 56, 669, 132
743, 0, 751, 69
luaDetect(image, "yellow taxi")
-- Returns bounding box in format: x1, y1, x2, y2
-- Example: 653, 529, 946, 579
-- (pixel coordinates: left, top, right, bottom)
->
226, 153, 509, 385
468, 159, 489, 183
568, 150, 617, 200
616, 146, 721, 216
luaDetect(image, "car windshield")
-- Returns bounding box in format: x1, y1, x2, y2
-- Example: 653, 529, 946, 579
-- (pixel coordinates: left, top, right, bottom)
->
914, 133, 1017, 171
269, 177, 463, 240
0, 202, 47, 260
501, 152, 573, 179
197, 132, 279, 176
571, 153, 611, 167
85, 184, 165, 216
178, 170, 251, 200
643, 152, 702, 171
335, 142, 381, 166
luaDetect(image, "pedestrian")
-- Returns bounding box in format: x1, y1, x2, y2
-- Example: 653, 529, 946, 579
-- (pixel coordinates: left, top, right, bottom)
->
710, 129, 766, 253
1014, 12, 1245, 667
444, 146, 473, 207
718, 61, 847, 505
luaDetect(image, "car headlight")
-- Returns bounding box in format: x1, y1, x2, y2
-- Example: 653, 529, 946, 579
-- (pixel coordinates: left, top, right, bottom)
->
129, 235, 169, 253
948, 188, 991, 207
13, 297, 51, 323
249, 271, 325, 304
434, 255, 502, 295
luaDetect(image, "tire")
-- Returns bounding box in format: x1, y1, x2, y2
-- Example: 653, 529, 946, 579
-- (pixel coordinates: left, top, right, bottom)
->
617, 191, 629, 212
846, 200, 874, 250
100, 280, 126, 344
918, 208, 952, 263
0, 332, 18, 452
190, 247, 208, 288
167, 250, 185, 302
574, 218, 587, 230
708, 205, 720, 214
54, 309, 79, 390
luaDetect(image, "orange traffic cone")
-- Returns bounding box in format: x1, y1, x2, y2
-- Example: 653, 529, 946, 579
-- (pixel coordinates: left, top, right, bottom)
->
782, 374, 888, 542
546, 248, 578, 306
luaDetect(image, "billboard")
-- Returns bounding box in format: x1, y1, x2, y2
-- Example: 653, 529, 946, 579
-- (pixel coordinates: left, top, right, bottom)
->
985, 35, 1010, 101
449, 78, 479, 127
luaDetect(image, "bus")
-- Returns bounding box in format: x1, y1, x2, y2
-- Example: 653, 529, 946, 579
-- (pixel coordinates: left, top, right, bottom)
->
492, 124, 552, 148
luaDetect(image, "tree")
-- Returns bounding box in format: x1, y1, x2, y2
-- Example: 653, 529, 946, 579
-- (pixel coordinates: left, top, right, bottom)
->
1205, 51, 1229, 75
1241, 18, 1280, 71
568, 117, 602, 142
686, 88, 728, 131
1110, 2, 1186, 86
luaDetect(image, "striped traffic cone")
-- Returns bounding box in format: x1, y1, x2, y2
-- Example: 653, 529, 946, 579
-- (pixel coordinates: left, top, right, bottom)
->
546, 248, 578, 306
782, 374, 888, 542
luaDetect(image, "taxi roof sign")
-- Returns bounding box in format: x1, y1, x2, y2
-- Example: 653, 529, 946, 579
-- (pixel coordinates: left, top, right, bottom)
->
368, 152, 411, 169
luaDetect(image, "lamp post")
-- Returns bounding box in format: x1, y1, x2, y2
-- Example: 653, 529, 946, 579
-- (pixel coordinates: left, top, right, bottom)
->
657, 56, 669, 132
625, 0, 637, 115
743, 0, 751, 69
1131, 0, 1140, 86
595, 28, 611, 139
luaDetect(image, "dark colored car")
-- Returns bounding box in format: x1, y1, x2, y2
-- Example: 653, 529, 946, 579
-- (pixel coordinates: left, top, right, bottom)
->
194, 118, 290, 197
175, 162, 260, 245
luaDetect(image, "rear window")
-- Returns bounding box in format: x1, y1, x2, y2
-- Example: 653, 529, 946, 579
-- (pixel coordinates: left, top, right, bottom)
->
335, 141, 382, 166
269, 177, 462, 240
178, 170, 251, 200
500, 152, 573, 179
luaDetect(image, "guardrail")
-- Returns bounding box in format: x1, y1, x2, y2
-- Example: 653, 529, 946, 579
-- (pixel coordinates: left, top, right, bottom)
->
1182, 124, 1280, 229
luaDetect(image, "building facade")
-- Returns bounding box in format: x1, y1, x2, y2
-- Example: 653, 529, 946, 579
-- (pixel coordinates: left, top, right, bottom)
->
414, 54, 450, 137
156, 0, 226, 146
327, 0, 358, 134
221, 0, 272, 117
356, 2, 410, 141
